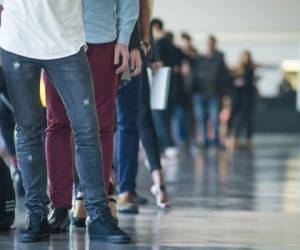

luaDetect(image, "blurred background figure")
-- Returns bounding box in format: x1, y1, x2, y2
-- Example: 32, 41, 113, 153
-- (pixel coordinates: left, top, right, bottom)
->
192, 35, 230, 149
150, 19, 182, 161
180, 32, 198, 62
227, 50, 257, 148
278, 72, 295, 98
179, 33, 199, 151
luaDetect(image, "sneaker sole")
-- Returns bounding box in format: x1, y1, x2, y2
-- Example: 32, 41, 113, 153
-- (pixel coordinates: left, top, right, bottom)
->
89, 234, 131, 244
117, 208, 139, 214
19, 233, 50, 242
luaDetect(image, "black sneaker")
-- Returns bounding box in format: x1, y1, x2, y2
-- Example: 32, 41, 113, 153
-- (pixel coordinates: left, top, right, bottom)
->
88, 208, 131, 244
19, 215, 50, 242
48, 208, 70, 233
72, 216, 86, 228
135, 193, 148, 205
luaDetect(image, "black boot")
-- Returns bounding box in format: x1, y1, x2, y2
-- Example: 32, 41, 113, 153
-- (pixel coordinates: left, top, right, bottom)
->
48, 208, 70, 233
19, 215, 50, 242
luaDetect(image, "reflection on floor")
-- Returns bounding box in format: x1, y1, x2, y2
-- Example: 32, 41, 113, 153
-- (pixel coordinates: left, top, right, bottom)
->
1, 134, 300, 250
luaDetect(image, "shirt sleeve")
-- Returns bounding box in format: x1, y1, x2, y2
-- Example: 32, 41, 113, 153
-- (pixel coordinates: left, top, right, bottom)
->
129, 22, 141, 51
116, 0, 140, 46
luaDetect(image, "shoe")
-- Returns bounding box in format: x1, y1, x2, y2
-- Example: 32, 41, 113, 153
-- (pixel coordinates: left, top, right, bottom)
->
13, 170, 25, 197
117, 192, 139, 214
48, 208, 69, 233
19, 215, 50, 242
164, 147, 180, 160
72, 197, 87, 228
108, 195, 118, 220
135, 193, 148, 205
151, 185, 170, 209
87, 208, 131, 244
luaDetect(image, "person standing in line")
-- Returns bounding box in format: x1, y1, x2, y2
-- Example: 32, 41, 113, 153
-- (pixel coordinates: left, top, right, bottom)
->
44, 0, 139, 232
0, 0, 131, 243
179, 33, 199, 150
192, 35, 229, 148
115, 0, 170, 214
227, 50, 256, 148
150, 19, 181, 159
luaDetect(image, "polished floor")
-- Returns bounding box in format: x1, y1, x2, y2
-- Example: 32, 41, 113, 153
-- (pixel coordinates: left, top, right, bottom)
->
1, 134, 300, 250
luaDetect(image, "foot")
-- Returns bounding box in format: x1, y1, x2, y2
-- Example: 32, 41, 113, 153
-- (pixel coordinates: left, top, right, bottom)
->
108, 195, 118, 220
151, 185, 170, 209
164, 147, 180, 160
87, 208, 131, 244
48, 208, 69, 233
13, 170, 25, 197
72, 197, 87, 228
117, 192, 139, 214
135, 193, 148, 205
19, 215, 50, 242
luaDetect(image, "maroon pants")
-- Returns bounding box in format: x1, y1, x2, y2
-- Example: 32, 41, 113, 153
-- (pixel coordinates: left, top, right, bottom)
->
45, 43, 117, 209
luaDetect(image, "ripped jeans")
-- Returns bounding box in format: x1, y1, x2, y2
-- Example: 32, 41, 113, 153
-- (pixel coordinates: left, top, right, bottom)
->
0, 48, 108, 220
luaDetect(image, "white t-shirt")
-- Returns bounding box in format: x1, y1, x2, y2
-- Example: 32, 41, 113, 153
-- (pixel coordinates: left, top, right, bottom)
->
0, 0, 86, 60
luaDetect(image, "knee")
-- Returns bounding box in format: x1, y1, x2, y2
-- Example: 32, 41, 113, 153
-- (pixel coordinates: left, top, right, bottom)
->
73, 120, 99, 142
46, 121, 71, 139
16, 121, 46, 143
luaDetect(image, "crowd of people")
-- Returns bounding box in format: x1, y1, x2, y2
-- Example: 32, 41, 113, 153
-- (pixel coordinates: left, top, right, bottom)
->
0, 0, 258, 245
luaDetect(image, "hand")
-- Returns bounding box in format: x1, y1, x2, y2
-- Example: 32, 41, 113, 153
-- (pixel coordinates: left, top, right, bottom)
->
114, 43, 129, 74
130, 49, 142, 77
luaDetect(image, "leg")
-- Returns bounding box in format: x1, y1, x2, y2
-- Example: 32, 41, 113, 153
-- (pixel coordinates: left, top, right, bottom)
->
1, 49, 49, 217
208, 98, 220, 145
138, 67, 162, 171
43, 49, 107, 220
72, 43, 117, 226
87, 43, 117, 191
193, 94, 208, 145
44, 74, 73, 209
115, 78, 139, 195
138, 64, 169, 208
115, 78, 140, 213
0, 92, 16, 159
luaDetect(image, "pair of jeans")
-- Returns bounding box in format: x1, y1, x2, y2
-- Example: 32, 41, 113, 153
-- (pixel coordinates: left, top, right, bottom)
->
193, 94, 220, 146
45, 43, 117, 209
0, 87, 16, 158
115, 62, 163, 194
1, 48, 108, 220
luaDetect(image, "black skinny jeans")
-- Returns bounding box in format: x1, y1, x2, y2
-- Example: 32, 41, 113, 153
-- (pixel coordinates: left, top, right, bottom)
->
138, 60, 162, 171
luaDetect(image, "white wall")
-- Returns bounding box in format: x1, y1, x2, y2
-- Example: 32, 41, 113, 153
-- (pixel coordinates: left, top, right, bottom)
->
153, 0, 300, 96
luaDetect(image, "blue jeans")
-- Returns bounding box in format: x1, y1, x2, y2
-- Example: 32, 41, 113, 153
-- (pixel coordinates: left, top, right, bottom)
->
115, 77, 140, 194
193, 94, 220, 146
1, 48, 108, 220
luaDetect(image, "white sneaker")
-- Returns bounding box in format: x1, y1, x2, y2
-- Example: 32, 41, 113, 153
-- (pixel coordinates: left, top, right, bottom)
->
151, 185, 170, 209
164, 147, 180, 160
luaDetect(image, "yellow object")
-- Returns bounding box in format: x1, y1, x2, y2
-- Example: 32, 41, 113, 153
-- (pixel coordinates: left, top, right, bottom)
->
40, 76, 46, 108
